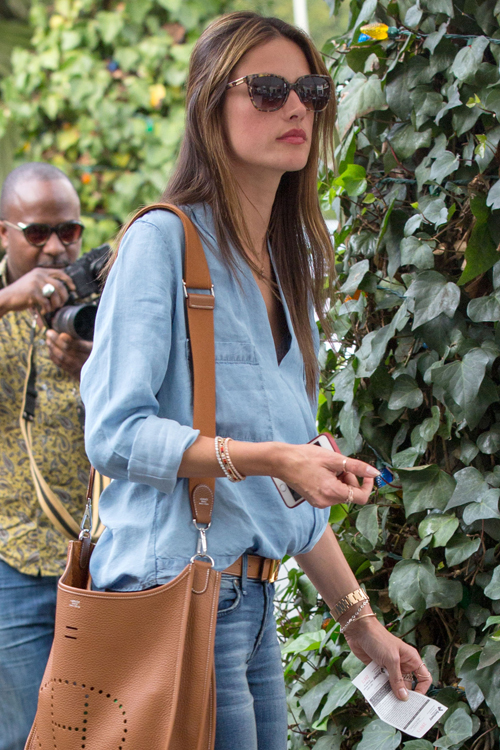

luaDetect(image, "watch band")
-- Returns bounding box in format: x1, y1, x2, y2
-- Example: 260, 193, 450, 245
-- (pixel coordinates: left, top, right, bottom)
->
332, 588, 369, 620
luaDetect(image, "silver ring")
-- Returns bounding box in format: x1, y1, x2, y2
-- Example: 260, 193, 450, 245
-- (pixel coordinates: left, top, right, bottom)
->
346, 486, 354, 502
42, 283, 56, 298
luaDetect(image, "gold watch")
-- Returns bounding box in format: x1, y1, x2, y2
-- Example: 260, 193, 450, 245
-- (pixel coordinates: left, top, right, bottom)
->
331, 588, 369, 620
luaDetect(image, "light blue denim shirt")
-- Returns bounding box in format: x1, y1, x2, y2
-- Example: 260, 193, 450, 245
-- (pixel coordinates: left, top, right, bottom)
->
80, 203, 329, 590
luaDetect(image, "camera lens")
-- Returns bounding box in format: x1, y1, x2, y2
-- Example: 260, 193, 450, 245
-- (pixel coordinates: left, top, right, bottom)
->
51, 304, 97, 341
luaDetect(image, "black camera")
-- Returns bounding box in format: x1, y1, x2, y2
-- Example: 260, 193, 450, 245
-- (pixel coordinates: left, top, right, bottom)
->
44, 244, 110, 342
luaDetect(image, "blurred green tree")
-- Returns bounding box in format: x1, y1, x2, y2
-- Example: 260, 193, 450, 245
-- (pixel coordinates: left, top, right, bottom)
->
0, 0, 231, 247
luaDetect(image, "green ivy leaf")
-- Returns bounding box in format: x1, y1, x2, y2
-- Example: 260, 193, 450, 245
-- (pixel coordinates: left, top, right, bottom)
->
357, 720, 401, 750
429, 150, 459, 183
337, 73, 388, 138
418, 513, 459, 547
430, 349, 490, 427
281, 630, 326, 655
340, 259, 370, 295
445, 534, 481, 567
434, 708, 473, 747
477, 424, 500, 454
356, 504, 379, 547
317, 678, 357, 722
388, 124, 433, 161
403, 741, 434, 750
419, 405, 441, 441
452, 36, 489, 81
334, 164, 368, 197
388, 374, 423, 410
484, 567, 500, 600
422, 0, 454, 16
406, 271, 460, 329
468, 291, 500, 322
299, 674, 338, 723
355, 304, 409, 377
389, 556, 462, 613
478, 637, 500, 669
400, 237, 434, 269
399, 464, 455, 515
462, 489, 500, 524
446, 467, 489, 510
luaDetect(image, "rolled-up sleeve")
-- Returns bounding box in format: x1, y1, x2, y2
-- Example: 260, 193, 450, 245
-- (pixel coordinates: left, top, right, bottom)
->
80, 215, 199, 495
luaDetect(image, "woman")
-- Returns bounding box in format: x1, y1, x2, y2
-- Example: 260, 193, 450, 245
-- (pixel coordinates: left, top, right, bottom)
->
81, 11, 431, 749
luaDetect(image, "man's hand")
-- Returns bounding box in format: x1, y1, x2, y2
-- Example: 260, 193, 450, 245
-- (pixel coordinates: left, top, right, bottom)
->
45, 330, 92, 380
0, 267, 75, 317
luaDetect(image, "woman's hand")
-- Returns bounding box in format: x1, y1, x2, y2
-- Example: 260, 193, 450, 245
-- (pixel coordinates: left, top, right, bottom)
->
343, 616, 432, 700
278, 442, 379, 508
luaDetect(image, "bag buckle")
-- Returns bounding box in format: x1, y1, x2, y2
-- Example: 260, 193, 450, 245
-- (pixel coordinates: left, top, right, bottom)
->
79, 499, 92, 540
190, 521, 214, 566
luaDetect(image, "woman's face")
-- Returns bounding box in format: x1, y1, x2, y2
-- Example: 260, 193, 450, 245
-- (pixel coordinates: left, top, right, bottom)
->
223, 37, 314, 180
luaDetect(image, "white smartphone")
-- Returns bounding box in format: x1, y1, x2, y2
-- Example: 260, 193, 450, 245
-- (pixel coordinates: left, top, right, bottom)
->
272, 433, 341, 509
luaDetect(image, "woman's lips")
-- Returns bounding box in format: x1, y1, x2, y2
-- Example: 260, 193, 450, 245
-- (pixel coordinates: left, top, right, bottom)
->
277, 129, 307, 144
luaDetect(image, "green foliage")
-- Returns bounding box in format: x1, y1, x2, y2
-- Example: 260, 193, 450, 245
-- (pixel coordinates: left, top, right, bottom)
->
0, 0, 228, 246
280, 0, 500, 747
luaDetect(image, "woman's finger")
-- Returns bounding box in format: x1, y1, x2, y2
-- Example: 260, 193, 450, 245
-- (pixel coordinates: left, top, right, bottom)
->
383, 656, 409, 701
331, 475, 374, 505
399, 645, 433, 695
413, 662, 432, 695
338, 456, 380, 479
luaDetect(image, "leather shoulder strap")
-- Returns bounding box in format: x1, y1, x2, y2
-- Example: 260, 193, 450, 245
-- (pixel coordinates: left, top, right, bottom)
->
123, 203, 216, 526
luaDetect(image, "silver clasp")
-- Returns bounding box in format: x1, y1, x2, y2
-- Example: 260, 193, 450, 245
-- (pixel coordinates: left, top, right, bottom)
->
190, 520, 214, 566
79, 499, 92, 540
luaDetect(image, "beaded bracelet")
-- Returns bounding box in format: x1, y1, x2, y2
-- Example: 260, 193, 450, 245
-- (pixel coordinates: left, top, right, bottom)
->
338, 599, 374, 634
223, 438, 245, 481
215, 436, 245, 482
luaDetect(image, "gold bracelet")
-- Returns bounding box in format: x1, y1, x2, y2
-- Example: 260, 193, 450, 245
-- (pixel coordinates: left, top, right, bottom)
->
332, 588, 369, 620
341, 612, 377, 635
224, 437, 246, 481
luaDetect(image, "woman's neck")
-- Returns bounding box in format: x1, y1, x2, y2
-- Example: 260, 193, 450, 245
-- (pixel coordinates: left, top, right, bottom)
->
231, 162, 283, 262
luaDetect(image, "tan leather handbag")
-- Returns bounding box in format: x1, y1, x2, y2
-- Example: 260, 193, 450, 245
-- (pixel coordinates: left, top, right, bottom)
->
25, 205, 222, 750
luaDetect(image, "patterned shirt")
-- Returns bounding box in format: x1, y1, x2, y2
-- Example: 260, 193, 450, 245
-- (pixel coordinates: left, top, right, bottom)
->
0, 257, 89, 576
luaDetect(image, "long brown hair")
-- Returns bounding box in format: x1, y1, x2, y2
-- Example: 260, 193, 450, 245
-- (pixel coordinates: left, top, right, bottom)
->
115, 11, 336, 397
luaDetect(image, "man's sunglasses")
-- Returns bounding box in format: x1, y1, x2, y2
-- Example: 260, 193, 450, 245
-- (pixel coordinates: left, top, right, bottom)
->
2, 220, 85, 247
226, 73, 332, 113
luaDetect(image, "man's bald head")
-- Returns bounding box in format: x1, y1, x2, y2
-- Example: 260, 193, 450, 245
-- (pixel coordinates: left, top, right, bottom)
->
0, 162, 78, 219
0, 163, 82, 282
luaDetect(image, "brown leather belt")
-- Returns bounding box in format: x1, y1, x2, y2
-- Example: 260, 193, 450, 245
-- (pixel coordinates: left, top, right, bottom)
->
223, 554, 280, 583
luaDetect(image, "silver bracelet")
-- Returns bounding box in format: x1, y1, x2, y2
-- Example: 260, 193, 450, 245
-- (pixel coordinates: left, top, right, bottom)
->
338, 599, 369, 634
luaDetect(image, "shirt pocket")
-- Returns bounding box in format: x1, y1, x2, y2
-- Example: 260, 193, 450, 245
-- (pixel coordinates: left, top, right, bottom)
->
186, 340, 273, 442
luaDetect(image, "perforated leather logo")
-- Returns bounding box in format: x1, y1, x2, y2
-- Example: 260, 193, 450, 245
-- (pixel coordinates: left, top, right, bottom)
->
38, 679, 128, 749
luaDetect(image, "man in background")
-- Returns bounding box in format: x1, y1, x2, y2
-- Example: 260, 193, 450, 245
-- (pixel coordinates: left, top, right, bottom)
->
0, 163, 92, 749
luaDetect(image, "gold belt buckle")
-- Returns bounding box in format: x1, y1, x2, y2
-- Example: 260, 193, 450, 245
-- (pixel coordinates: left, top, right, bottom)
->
268, 559, 280, 583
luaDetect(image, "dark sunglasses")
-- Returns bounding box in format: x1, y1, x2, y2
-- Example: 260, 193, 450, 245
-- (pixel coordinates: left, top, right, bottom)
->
3, 220, 85, 247
226, 73, 332, 113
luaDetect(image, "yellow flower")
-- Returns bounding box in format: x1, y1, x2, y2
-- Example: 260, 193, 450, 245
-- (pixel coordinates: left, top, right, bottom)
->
49, 14, 65, 30
360, 23, 389, 40
149, 84, 167, 109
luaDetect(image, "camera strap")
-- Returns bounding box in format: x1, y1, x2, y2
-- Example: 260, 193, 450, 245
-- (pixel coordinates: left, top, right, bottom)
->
19, 318, 106, 541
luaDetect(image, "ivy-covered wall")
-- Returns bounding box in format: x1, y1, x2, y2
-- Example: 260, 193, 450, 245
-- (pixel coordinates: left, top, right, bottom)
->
278, 1, 500, 748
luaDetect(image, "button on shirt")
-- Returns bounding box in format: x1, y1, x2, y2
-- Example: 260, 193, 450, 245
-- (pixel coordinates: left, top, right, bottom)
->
80, 204, 329, 591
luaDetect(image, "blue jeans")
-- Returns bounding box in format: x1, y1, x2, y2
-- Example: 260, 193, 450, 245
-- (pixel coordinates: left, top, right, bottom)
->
214, 573, 287, 750
0, 560, 58, 750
